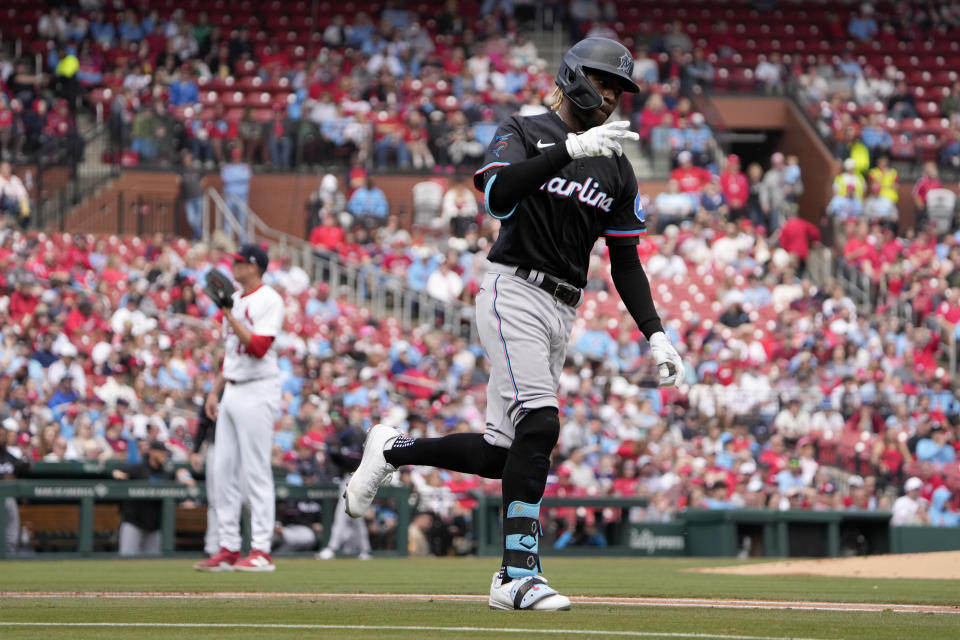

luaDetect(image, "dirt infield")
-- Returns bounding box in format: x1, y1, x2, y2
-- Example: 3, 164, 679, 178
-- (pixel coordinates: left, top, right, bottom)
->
2, 591, 958, 615
696, 550, 960, 580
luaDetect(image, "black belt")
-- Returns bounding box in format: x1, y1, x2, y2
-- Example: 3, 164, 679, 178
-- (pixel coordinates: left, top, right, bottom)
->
226, 377, 268, 385
514, 267, 581, 307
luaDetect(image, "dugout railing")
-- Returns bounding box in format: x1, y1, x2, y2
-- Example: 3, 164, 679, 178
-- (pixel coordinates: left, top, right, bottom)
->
3, 479, 957, 559
0, 479, 412, 560
204, 187, 480, 342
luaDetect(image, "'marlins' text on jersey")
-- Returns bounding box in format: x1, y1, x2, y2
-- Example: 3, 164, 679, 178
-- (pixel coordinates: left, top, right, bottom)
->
473, 112, 645, 288
540, 176, 614, 212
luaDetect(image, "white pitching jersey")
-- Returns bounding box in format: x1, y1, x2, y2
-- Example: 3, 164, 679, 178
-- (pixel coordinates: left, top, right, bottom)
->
221, 284, 284, 381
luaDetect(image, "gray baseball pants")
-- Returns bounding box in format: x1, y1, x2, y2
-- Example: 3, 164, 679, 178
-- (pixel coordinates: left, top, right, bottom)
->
475, 261, 578, 449
4, 497, 18, 554
118, 521, 162, 556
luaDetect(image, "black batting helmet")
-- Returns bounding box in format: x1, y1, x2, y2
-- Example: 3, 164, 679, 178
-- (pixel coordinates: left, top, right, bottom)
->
556, 37, 640, 111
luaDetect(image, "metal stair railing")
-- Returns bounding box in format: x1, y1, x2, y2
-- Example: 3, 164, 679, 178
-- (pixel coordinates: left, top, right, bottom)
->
204, 188, 478, 341
35, 122, 119, 231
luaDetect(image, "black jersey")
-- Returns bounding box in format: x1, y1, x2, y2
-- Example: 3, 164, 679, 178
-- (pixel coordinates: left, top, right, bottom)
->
473, 111, 645, 288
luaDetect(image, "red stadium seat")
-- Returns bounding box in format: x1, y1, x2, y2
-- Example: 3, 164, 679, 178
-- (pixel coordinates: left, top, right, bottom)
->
244, 92, 273, 108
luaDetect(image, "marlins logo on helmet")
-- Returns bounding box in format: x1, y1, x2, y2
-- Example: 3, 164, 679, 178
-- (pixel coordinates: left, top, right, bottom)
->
556, 37, 640, 111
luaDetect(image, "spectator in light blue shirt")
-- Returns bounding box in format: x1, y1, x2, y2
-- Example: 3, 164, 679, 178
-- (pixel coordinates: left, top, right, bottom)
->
304, 283, 340, 322
118, 9, 144, 42
835, 53, 863, 81
220, 148, 251, 240
406, 251, 438, 292
347, 12, 376, 48
861, 115, 893, 155
705, 481, 735, 509
863, 183, 897, 222
503, 65, 528, 95
776, 458, 807, 494
472, 110, 499, 149
915, 424, 956, 464
343, 370, 390, 408
654, 179, 697, 230
168, 71, 199, 106
320, 117, 348, 146
381, 4, 411, 28
925, 378, 960, 416
90, 12, 116, 46
685, 115, 714, 154
574, 317, 619, 364
348, 177, 389, 227
928, 487, 960, 527
157, 360, 190, 391
848, 9, 878, 42
827, 188, 864, 219
741, 273, 772, 307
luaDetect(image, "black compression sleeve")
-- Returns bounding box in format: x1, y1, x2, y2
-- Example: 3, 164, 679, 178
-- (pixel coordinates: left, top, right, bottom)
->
487, 143, 572, 212
193, 419, 209, 453
609, 244, 664, 340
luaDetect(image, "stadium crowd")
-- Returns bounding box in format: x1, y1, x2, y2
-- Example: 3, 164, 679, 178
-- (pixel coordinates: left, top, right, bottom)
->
2, 1, 562, 172
3, 0, 960, 182
3, 166, 960, 555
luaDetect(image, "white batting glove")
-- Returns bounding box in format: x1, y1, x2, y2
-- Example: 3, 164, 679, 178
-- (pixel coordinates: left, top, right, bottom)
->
565, 120, 640, 159
649, 331, 684, 388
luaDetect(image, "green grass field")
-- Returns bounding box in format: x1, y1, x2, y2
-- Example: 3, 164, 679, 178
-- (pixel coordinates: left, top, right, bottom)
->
1, 557, 958, 639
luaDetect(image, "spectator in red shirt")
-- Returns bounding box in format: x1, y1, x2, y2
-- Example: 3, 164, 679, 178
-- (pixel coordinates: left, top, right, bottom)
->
846, 402, 884, 434
719, 154, 749, 220
404, 111, 434, 170
381, 231, 413, 276
671, 150, 710, 194
637, 93, 670, 147
9, 275, 39, 325
64, 297, 101, 338
43, 99, 73, 139
935, 286, 960, 329
337, 228, 370, 263
611, 458, 639, 495
309, 212, 345, 252
207, 103, 237, 164
373, 105, 410, 169
758, 433, 789, 475
912, 161, 942, 228
841, 220, 880, 278
776, 209, 821, 271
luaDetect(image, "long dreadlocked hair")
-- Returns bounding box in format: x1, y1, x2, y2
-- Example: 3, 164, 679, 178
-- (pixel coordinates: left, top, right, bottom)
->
549, 85, 563, 111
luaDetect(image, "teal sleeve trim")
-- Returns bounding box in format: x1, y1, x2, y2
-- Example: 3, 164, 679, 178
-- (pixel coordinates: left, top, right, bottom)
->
484, 173, 519, 220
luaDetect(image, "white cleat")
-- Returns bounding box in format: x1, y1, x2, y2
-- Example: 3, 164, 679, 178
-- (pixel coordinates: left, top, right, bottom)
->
488, 572, 572, 611
344, 423, 399, 518
315, 547, 335, 560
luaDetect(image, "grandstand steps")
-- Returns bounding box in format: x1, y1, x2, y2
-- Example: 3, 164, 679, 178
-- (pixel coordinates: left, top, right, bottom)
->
529, 27, 568, 71
626, 141, 655, 180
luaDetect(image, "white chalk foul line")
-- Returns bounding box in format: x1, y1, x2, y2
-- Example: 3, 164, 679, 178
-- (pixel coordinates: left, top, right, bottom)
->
0, 622, 830, 640
1, 592, 957, 615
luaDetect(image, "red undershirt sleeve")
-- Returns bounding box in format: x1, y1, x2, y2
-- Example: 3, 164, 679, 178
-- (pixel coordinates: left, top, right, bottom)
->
245, 334, 275, 358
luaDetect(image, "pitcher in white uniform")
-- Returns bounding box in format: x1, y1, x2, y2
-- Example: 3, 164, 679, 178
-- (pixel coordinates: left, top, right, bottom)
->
194, 243, 284, 573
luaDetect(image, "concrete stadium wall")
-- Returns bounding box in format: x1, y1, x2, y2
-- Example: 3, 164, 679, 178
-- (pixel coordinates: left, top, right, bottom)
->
707, 96, 839, 225
66, 172, 669, 240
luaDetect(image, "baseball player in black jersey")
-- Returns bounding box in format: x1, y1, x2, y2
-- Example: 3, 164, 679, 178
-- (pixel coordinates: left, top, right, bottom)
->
345, 37, 684, 611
